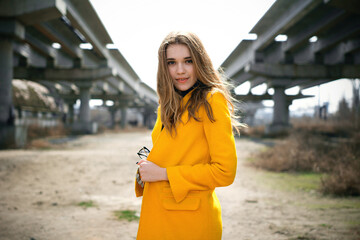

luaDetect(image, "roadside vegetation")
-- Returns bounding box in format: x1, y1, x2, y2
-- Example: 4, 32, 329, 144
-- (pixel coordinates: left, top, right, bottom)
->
114, 210, 140, 222
77, 200, 97, 209
248, 95, 360, 197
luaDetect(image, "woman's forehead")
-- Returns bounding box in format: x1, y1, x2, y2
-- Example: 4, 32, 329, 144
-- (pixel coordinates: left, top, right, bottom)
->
166, 44, 191, 58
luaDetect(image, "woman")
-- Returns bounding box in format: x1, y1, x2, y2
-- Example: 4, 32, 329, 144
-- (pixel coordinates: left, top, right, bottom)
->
135, 31, 240, 239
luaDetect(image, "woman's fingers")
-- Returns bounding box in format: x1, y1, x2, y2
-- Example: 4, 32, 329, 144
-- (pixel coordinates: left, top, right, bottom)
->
138, 161, 167, 182
137, 159, 147, 165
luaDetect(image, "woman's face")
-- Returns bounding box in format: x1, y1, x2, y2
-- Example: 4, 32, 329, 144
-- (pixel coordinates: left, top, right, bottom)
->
166, 44, 197, 92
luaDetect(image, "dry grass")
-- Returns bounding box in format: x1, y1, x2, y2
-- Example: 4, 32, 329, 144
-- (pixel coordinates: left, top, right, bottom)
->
250, 119, 360, 196
27, 123, 69, 140
251, 131, 325, 172
26, 123, 70, 149
320, 134, 360, 196
241, 125, 266, 138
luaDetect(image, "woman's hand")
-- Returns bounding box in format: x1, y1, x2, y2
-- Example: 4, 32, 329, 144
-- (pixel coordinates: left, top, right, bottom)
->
138, 160, 168, 182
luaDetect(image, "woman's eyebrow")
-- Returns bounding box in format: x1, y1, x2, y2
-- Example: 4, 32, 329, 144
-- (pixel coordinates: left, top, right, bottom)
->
166, 56, 192, 61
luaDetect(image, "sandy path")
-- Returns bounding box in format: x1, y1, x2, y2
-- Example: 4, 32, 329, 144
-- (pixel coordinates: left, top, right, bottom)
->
0, 130, 359, 240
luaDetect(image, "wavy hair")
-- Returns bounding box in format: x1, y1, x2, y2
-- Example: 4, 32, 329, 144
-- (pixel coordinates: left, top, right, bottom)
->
157, 31, 242, 135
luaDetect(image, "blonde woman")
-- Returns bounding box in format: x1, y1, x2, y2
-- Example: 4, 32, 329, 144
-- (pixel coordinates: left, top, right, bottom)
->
135, 31, 240, 239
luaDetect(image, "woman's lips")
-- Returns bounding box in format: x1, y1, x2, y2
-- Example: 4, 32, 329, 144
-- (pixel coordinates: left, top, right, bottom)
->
176, 77, 189, 83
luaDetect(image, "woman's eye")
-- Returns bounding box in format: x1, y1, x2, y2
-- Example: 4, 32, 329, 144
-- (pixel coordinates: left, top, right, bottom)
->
185, 59, 193, 64
167, 61, 175, 65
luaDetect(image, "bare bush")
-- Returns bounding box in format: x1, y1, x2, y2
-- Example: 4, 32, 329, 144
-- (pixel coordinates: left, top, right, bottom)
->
320, 134, 360, 196
26, 123, 70, 149
251, 131, 326, 172
251, 121, 360, 196
27, 123, 69, 140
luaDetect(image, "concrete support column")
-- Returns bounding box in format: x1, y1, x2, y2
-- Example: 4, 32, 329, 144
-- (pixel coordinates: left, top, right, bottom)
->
143, 107, 155, 129
71, 83, 97, 134
267, 85, 291, 134
1, 20, 27, 148
108, 107, 117, 129
120, 107, 127, 129
272, 86, 288, 126
0, 39, 14, 126
79, 85, 91, 124
0, 38, 18, 148
66, 101, 75, 124
142, 108, 149, 128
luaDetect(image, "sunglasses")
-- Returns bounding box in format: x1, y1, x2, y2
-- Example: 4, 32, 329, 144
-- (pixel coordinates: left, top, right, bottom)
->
137, 146, 150, 160
136, 146, 150, 188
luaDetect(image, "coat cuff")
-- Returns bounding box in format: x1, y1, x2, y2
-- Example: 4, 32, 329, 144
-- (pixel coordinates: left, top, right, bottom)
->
167, 166, 189, 203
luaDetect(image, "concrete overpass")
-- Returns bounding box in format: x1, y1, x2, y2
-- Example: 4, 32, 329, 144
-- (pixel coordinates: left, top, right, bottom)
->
222, 0, 360, 132
0, 0, 158, 147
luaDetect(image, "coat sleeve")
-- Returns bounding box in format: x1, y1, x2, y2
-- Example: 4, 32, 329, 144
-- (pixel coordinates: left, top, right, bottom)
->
166, 92, 237, 203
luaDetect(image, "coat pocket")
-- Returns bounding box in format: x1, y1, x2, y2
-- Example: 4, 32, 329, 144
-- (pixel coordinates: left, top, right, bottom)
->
162, 197, 200, 211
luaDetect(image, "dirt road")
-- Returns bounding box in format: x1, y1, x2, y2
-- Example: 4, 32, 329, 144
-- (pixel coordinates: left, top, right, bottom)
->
0, 130, 359, 240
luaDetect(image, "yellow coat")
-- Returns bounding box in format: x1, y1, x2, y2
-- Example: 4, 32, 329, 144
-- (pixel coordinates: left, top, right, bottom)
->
135, 90, 237, 240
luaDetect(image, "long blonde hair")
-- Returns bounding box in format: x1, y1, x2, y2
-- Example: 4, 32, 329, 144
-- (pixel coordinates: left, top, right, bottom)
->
157, 31, 241, 134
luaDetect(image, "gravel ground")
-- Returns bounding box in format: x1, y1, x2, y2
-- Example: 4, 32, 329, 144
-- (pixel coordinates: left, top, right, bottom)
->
0, 129, 359, 240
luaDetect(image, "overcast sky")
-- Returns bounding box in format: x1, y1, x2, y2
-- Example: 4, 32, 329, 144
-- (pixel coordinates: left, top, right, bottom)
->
89, 0, 354, 114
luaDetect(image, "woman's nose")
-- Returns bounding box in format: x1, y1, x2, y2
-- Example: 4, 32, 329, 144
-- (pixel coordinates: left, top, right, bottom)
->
176, 63, 185, 74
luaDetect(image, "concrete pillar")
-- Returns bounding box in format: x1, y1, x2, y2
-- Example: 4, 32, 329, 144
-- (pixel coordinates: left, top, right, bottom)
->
0, 38, 16, 148
110, 110, 116, 128
142, 107, 156, 129
107, 106, 117, 129
71, 83, 97, 134
272, 86, 288, 126
79, 85, 91, 124
268, 85, 291, 134
66, 101, 75, 124
120, 107, 127, 129
142, 108, 149, 128
0, 39, 14, 126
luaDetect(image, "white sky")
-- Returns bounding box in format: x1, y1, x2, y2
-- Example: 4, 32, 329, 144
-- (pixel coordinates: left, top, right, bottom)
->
89, 0, 354, 114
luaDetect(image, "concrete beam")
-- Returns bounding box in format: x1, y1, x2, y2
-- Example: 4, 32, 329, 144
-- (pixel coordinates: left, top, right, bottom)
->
33, 22, 82, 59
65, 2, 105, 58
262, 42, 287, 63
222, 40, 255, 78
254, 0, 322, 51
250, 77, 267, 88
234, 92, 313, 102
246, 62, 360, 79
0, 19, 25, 40
93, 81, 118, 95
283, 7, 347, 53
0, 0, 66, 25
313, 15, 360, 54
299, 79, 333, 90
230, 71, 254, 86
344, 38, 360, 54
224, 0, 323, 78
324, 0, 360, 14
14, 67, 113, 81
24, 31, 57, 59
293, 31, 360, 65
324, 38, 360, 64
109, 50, 141, 91
13, 41, 49, 68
